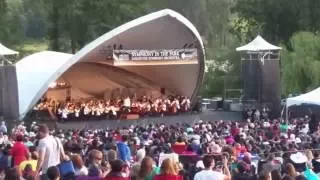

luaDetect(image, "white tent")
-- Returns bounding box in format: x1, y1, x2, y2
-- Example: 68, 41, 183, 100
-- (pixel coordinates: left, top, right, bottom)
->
236, 35, 282, 51
0, 43, 19, 55
286, 87, 320, 107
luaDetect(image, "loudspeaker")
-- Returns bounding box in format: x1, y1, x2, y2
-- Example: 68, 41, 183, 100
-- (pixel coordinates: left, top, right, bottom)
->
0, 65, 19, 120
241, 60, 260, 100
241, 59, 281, 117
261, 60, 281, 117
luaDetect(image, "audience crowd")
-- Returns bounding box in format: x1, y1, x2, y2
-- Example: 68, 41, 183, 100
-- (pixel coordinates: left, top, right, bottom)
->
0, 110, 320, 180
32, 95, 191, 121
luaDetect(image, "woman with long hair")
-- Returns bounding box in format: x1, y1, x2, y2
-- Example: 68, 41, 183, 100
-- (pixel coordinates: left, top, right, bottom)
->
153, 158, 183, 180
72, 154, 88, 176
271, 170, 282, 180
137, 156, 159, 180
285, 163, 298, 178
305, 150, 314, 163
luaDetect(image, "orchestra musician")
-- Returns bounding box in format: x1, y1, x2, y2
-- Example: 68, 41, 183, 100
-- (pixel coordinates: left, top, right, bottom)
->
33, 94, 192, 121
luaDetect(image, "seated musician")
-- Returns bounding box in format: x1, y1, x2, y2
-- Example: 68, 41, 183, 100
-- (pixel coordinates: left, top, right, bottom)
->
98, 102, 105, 117
123, 96, 131, 113
109, 103, 117, 119
174, 98, 181, 113
61, 106, 69, 121
57, 107, 63, 118
152, 101, 159, 114
170, 98, 178, 114
91, 105, 96, 116
74, 106, 80, 118
68, 103, 75, 120
104, 101, 111, 117
145, 102, 151, 115
181, 97, 191, 112
160, 102, 167, 116
83, 104, 91, 117
131, 100, 139, 113
96, 105, 101, 117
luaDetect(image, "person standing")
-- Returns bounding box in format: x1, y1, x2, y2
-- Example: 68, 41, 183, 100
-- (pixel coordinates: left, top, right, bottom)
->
153, 158, 183, 180
35, 124, 65, 180
194, 155, 231, 180
123, 96, 131, 113
117, 136, 131, 163
11, 135, 29, 166
0, 121, 7, 134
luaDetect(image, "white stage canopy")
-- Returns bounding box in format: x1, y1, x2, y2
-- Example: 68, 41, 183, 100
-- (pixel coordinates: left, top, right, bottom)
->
286, 87, 320, 107
0, 43, 19, 55
236, 35, 282, 51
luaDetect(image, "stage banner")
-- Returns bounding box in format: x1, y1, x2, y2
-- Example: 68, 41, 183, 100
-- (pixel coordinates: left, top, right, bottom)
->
113, 49, 197, 61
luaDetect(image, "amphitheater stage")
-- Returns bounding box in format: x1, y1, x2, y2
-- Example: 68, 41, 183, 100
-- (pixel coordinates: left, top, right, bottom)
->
55, 110, 243, 130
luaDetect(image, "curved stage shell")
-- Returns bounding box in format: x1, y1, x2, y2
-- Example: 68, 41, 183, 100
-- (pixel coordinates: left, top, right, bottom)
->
15, 9, 205, 119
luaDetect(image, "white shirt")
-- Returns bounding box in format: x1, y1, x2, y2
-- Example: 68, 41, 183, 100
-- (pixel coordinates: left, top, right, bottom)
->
84, 107, 90, 115
38, 136, 62, 173
0, 135, 8, 145
124, 98, 131, 107
146, 104, 151, 111
175, 100, 180, 109
110, 106, 117, 115
62, 109, 68, 118
75, 166, 88, 176
194, 170, 224, 180
96, 109, 101, 116
300, 124, 309, 134
161, 104, 166, 111
75, 109, 80, 117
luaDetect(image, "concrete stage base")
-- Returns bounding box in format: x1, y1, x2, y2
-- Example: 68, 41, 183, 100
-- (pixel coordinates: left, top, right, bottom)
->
55, 111, 242, 130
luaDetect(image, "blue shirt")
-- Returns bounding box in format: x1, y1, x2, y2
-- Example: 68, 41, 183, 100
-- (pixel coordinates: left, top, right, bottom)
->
117, 142, 131, 162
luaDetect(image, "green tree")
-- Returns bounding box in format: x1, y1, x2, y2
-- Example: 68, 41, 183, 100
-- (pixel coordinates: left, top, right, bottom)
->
45, 0, 149, 53
0, 0, 8, 42
46, 0, 63, 51
232, 0, 320, 48
1, 0, 25, 45
22, 0, 47, 39
282, 32, 320, 95
148, 0, 232, 58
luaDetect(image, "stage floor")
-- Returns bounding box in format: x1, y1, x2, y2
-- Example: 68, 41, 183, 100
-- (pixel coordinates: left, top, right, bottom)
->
55, 110, 243, 130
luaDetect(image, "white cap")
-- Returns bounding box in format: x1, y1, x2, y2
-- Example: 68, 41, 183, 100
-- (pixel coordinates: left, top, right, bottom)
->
290, 152, 307, 164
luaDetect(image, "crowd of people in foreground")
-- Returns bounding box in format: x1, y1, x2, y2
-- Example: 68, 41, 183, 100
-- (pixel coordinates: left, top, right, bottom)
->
32, 95, 191, 121
1, 112, 320, 180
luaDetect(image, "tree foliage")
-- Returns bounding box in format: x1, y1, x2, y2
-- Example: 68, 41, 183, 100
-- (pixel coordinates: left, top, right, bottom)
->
281, 32, 320, 95
149, 0, 232, 57
2, 0, 320, 97
0, 0, 25, 45
232, 0, 320, 47
45, 0, 149, 52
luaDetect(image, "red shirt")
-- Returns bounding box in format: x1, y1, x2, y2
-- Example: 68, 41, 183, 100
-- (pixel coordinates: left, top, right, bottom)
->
11, 141, 28, 166
231, 127, 240, 137
153, 174, 183, 180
